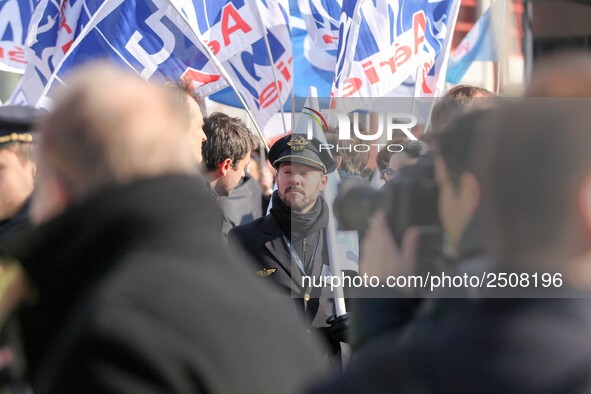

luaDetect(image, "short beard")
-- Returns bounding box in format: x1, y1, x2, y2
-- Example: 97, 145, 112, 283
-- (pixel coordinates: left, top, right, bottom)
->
279, 192, 314, 213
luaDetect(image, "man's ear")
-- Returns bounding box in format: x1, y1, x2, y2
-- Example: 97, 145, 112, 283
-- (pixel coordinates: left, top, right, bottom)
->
459, 172, 480, 215
319, 174, 328, 191
218, 158, 232, 175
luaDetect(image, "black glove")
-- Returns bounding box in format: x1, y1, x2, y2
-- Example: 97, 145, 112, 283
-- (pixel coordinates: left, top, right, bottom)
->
326, 313, 351, 343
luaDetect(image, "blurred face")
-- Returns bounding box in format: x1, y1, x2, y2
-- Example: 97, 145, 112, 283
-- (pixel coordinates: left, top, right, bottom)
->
434, 155, 473, 253
277, 162, 327, 213
216, 153, 251, 197
185, 95, 206, 164
384, 152, 417, 181
0, 146, 35, 220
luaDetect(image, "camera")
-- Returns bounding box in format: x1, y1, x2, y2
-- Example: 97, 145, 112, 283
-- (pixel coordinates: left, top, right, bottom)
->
333, 153, 444, 284
333, 153, 440, 245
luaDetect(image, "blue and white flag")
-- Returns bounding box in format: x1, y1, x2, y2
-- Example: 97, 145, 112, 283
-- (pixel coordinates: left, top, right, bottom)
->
0, 0, 41, 73
446, 0, 498, 84
332, 0, 461, 105
19, 0, 292, 135
217, 0, 293, 131
31, 0, 228, 109
211, 0, 334, 105
297, 0, 341, 61
202, 0, 293, 134
291, 0, 335, 98
17, 0, 101, 105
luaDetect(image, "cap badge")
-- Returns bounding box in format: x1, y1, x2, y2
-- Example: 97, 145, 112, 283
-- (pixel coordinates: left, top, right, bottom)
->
287, 135, 308, 152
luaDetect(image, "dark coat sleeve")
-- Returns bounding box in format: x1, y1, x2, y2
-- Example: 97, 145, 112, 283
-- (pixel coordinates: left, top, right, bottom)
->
349, 287, 422, 352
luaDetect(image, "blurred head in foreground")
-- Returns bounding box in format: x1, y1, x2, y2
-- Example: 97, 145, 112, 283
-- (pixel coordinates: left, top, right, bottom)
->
31, 62, 197, 224
478, 99, 591, 278
526, 52, 591, 97
430, 84, 496, 131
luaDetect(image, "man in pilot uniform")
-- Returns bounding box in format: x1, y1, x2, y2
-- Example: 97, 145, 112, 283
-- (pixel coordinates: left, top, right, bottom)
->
230, 134, 351, 356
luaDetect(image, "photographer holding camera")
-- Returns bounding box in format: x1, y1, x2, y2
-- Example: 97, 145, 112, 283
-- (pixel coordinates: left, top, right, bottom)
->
344, 108, 493, 351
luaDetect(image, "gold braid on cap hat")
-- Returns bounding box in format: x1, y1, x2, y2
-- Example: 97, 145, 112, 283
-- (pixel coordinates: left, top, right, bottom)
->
0, 133, 33, 145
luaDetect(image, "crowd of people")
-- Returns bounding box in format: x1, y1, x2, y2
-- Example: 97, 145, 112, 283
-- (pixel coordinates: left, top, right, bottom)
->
0, 52, 591, 392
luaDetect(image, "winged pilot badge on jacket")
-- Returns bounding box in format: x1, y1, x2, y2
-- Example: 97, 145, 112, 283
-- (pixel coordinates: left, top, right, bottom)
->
256, 268, 277, 277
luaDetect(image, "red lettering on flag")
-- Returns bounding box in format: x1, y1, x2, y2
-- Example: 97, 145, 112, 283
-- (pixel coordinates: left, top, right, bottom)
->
205, 40, 221, 56
8, 47, 26, 64
221, 4, 252, 46
342, 78, 362, 97
259, 81, 282, 109
181, 69, 222, 88
413, 12, 426, 55
323, 34, 338, 44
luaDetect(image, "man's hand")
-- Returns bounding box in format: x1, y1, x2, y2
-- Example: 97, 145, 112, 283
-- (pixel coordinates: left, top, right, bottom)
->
360, 211, 419, 293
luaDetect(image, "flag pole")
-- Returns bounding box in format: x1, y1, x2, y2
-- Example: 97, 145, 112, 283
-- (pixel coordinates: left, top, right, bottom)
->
495, 0, 507, 95
423, 0, 462, 132
169, 2, 270, 152
308, 86, 350, 317
253, 2, 289, 136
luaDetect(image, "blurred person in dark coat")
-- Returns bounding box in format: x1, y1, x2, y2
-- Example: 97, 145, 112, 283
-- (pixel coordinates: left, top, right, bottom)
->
312, 99, 591, 393
0, 63, 326, 393
349, 87, 496, 352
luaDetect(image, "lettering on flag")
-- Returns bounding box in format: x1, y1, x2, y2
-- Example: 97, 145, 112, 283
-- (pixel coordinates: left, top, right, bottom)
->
0, 0, 41, 73
34, 0, 229, 108
332, 0, 460, 104
201, 0, 293, 131
18, 0, 97, 105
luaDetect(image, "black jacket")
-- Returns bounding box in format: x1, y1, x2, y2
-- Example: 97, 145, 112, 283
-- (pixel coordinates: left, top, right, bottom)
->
218, 175, 263, 242
6, 174, 327, 393
0, 200, 30, 252
229, 214, 335, 330
350, 212, 490, 351
312, 297, 591, 393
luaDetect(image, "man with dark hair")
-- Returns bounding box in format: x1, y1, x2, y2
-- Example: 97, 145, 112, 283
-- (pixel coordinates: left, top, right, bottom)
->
201, 112, 258, 197
346, 110, 490, 354
430, 84, 495, 130
0, 106, 42, 245
230, 134, 353, 357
